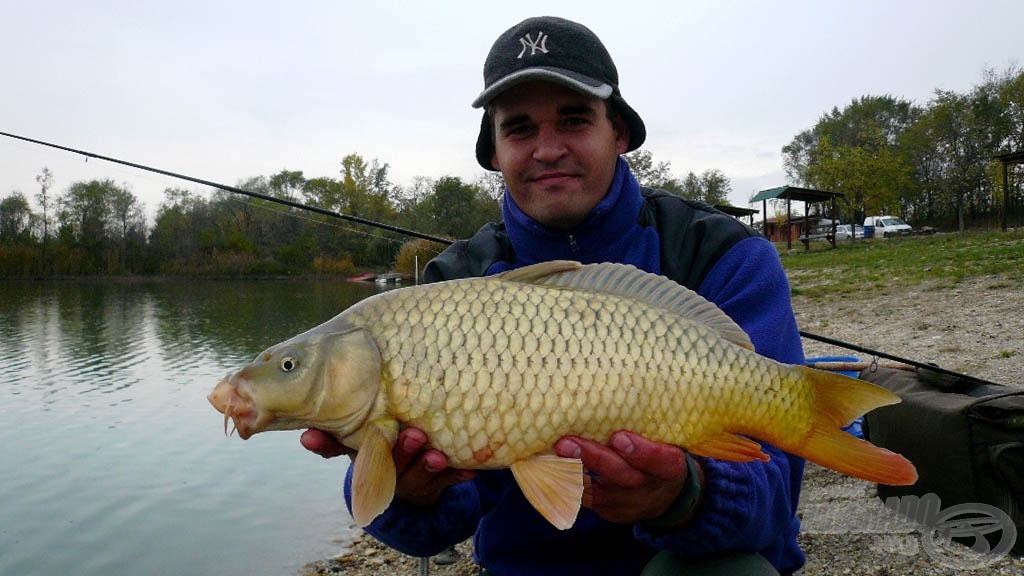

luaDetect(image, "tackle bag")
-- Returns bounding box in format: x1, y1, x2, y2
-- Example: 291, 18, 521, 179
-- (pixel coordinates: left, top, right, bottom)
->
860, 365, 1024, 553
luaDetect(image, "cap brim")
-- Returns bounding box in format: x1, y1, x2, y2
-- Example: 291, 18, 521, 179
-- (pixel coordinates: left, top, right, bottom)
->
472, 67, 613, 108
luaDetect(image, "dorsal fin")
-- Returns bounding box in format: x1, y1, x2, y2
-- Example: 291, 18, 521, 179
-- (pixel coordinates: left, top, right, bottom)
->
497, 261, 754, 350
498, 260, 582, 282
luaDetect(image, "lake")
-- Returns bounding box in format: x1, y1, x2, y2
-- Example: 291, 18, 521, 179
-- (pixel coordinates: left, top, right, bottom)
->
0, 278, 386, 576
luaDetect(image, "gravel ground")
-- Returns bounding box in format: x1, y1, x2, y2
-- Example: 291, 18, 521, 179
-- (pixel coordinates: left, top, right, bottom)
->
302, 273, 1023, 575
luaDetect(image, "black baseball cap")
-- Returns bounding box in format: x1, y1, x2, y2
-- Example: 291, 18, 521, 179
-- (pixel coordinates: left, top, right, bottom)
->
472, 16, 646, 171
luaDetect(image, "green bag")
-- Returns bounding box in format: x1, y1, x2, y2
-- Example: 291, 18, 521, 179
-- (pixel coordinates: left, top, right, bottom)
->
860, 365, 1024, 553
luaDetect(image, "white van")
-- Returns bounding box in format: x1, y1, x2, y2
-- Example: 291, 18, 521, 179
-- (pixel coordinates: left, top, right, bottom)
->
863, 215, 912, 238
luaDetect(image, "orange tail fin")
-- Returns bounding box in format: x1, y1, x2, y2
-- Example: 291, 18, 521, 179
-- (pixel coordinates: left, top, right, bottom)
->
795, 366, 918, 486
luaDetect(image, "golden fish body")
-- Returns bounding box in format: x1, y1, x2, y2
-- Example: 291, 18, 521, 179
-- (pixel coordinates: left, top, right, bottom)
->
356, 271, 808, 469
208, 261, 916, 529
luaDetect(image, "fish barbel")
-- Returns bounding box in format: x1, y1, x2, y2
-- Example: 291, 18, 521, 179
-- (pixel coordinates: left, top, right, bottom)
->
208, 261, 917, 529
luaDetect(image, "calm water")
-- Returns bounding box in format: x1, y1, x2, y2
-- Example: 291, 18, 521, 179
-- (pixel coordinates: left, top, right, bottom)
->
0, 278, 385, 576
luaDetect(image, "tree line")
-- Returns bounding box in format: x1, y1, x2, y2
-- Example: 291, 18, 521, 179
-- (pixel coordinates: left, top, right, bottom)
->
0, 155, 505, 277
782, 66, 1024, 230
0, 150, 730, 277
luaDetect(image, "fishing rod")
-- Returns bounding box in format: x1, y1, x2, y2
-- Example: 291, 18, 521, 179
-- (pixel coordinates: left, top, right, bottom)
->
4, 130, 993, 386
800, 330, 998, 386
0, 130, 453, 246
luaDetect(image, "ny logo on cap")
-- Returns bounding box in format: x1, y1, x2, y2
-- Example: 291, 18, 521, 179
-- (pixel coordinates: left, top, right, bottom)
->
517, 32, 548, 58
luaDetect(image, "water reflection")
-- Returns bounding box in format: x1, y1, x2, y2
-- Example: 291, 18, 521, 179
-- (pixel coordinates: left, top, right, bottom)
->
0, 280, 375, 400
0, 279, 379, 576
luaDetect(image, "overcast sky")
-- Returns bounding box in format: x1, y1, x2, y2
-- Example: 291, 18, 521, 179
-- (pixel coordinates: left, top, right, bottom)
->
2, 0, 1021, 220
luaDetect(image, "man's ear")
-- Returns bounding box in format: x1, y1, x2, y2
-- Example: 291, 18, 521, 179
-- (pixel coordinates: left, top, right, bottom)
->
612, 115, 630, 155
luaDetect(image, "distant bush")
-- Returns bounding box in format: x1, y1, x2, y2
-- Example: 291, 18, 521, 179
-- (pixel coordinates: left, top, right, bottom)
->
394, 238, 448, 277
313, 256, 357, 276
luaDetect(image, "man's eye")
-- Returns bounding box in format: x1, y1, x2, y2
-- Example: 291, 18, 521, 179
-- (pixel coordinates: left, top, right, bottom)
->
505, 125, 533, 137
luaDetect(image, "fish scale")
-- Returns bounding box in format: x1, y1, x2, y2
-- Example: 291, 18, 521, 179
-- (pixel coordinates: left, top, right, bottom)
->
208, 260, 917, 530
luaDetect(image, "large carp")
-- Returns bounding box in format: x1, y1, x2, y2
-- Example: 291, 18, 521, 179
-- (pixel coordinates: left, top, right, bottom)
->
208, 261, 916, 529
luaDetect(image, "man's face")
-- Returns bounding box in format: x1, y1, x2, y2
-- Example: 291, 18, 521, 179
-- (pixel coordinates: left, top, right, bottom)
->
490, 81, 630, 231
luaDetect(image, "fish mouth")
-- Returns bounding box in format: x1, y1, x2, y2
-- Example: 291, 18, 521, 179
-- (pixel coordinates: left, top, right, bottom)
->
208, 377, 261, 440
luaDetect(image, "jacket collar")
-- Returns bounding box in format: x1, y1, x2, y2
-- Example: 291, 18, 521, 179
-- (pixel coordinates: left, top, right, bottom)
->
498, 157, 660, 272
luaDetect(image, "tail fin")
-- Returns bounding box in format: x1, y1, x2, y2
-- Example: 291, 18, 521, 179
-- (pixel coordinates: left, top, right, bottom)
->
796, 366, 918, 486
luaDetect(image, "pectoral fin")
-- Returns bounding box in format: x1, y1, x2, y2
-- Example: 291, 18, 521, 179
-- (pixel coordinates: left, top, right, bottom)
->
509, 454, 584, 530
688, 432, 770, 462
350, 423, 397, 526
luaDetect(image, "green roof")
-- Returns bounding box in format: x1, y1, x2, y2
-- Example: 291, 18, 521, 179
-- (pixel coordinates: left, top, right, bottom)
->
750, 186, 843, 204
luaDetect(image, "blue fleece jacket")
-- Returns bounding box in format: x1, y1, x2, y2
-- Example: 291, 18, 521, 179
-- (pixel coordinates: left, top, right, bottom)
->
344, 158, 806, 575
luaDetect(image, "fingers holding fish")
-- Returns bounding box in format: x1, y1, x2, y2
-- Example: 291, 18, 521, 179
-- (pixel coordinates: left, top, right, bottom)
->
394, 427, 476, 508
300, 428, 354, 459
554, 432, 689, 524
608, 431, 688, 482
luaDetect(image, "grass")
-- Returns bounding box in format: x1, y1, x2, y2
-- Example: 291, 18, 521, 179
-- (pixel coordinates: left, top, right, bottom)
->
776, 229, 1024, 300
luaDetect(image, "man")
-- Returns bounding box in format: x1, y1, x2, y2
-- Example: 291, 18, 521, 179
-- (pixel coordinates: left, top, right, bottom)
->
302, 16, 805, 575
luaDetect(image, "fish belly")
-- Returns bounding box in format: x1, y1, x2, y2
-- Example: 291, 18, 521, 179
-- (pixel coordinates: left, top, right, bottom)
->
356, 278, 814, 468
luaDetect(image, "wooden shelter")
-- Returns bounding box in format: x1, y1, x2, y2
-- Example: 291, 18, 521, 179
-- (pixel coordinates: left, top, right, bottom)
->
715, 204, 759, 226
749, 186, 844, 250
995, 150, 1024, 231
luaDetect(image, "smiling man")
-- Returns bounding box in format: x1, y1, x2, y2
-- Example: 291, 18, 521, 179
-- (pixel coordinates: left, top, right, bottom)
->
302, 16, 807, 576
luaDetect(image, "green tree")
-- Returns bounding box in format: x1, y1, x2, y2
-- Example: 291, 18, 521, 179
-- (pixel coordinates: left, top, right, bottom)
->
0, 192, 34, 244
427, 176, 499, 239
926, 89, 991, 231
302, 176, 343, 210
35, 167, 54, 246
107, 185, 147, 273
336, 154, 400, 266
301, 176, 354, 262
992, 66, 1024, 151
475, 171, 506, 202
680, 172, 701, 200
268, 169, 306, 200
339, 154, 397, 221
57, 179, 121, 273
149, 188, 211, 271
896, 110, 945, 222
394, 176, 437, 237
699, 169, 732, 206
624, 149, 680, 191
783, 95, 919, 222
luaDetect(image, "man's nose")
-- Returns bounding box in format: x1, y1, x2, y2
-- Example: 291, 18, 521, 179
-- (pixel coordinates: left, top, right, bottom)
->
532, 125, 567, 162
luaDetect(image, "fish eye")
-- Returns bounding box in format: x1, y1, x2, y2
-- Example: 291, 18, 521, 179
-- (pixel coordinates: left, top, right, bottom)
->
280, 355, 298, 372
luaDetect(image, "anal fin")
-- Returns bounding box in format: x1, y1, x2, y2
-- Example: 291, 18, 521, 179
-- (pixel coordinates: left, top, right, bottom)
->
510, 454, 584, 530
689, 432, 770, 462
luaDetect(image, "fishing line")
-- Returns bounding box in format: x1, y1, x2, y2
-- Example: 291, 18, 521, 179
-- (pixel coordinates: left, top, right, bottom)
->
0, 130, 453, 245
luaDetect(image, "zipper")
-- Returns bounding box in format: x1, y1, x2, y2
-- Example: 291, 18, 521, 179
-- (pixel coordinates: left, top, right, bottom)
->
567, 234, 580, 259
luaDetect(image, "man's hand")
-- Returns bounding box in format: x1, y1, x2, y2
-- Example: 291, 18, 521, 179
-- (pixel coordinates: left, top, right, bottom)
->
554, 430, 690, 524
301, 428, 475, 508
300, 428, 354, 458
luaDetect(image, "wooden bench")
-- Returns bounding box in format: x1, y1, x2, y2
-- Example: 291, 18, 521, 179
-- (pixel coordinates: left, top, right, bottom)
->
799, 233, 835, 250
